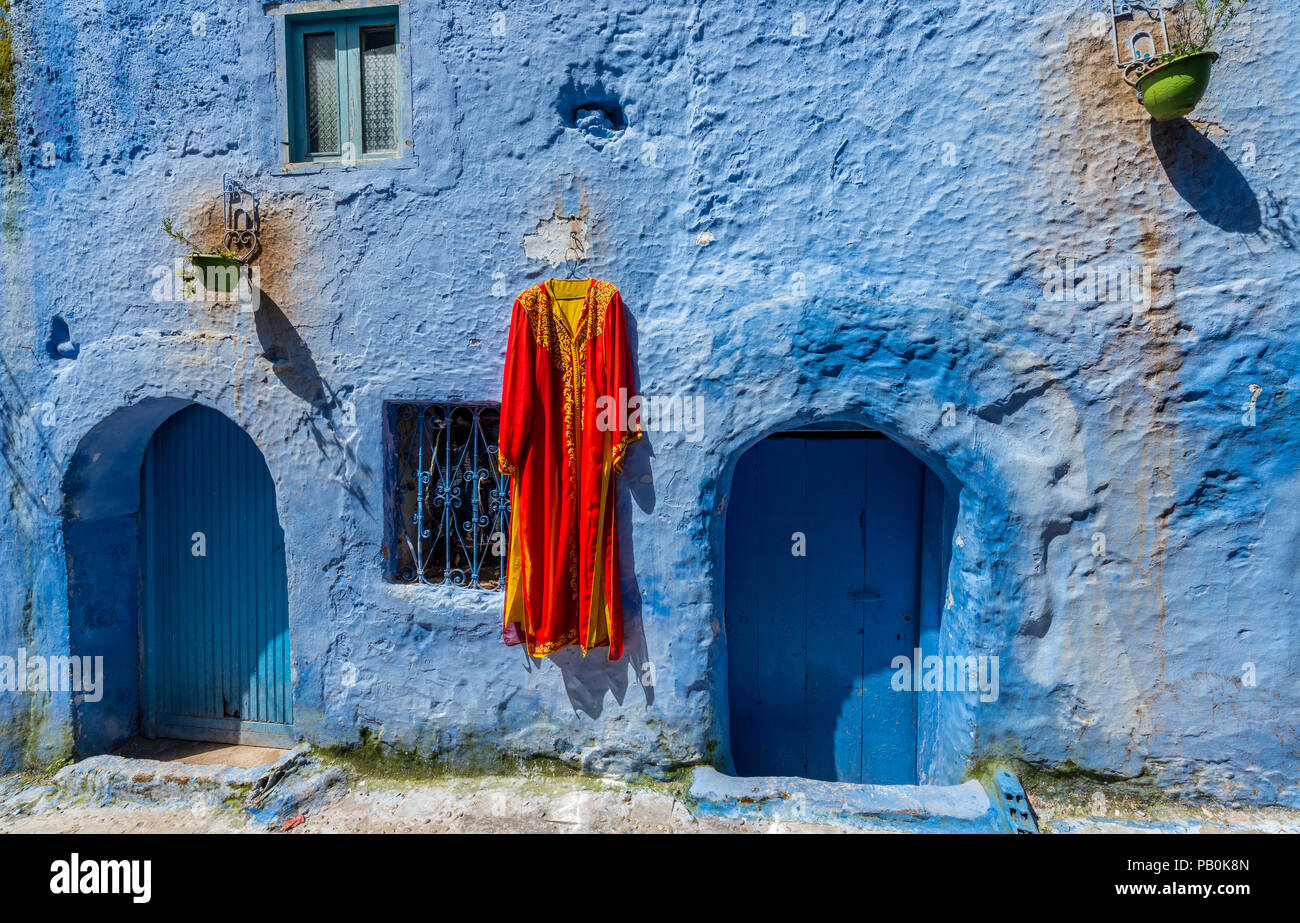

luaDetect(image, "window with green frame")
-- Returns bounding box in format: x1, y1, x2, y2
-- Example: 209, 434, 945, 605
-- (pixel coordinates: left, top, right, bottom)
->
287, 11, 401, 164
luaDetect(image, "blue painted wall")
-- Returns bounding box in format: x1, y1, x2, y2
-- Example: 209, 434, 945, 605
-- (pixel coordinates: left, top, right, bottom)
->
1, 0, 1298, 804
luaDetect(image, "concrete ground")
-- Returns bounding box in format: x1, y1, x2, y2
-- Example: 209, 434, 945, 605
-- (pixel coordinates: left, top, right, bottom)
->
0, 774, 834, 834
6, 774, 1300, 834
4, 741, 1299, 833
1028, 786, 1300, 833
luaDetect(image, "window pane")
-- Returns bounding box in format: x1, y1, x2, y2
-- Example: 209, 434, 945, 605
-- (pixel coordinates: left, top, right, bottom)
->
360, 27, 398, 152
303, 32, 339, 154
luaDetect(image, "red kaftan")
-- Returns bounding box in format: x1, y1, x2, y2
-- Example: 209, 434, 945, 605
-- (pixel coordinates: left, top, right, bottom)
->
497, 278, 641, 659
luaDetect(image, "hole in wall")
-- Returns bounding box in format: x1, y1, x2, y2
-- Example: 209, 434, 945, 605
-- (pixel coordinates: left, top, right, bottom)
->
46, 315, 78, 360
557, 78, 626, 143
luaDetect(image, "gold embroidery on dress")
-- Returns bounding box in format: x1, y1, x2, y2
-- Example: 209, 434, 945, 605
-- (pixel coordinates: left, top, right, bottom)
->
590, 279, 616, 340
531, 628, 579, 657
517, 285, 564, 371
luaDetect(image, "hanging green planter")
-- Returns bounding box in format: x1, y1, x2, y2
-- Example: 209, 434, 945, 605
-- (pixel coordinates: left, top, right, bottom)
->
1110, 0, 1249, 123
1136, 50, 1219, 122
164, 209, 258, 300
188, 253, 245, 294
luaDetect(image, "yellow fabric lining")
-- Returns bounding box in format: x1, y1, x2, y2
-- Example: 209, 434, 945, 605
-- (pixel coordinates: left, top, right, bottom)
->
504, 480, 528, 637
545, 278, 591, 334
585, 438, 613, 654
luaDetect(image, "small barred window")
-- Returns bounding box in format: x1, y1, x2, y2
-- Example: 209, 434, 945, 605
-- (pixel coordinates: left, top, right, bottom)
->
385, 402, 509, 590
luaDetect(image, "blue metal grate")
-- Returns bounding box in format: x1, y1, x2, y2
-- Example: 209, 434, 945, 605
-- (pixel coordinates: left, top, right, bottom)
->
386, 402, 509, 590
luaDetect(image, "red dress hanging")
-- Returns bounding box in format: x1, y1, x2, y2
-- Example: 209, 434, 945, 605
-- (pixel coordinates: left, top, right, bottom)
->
497, 278, 641, 659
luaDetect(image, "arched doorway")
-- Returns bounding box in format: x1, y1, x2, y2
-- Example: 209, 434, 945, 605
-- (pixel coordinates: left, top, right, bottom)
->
138, 405, 294, 746
725, 426, 952, 784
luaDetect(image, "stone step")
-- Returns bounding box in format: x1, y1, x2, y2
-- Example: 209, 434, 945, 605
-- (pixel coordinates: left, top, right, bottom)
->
687, 766, 1010, 832
22, 745, 345, 825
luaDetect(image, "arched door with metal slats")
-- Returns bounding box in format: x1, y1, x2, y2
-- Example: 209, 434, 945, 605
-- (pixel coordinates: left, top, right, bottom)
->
140, 405, 294, 746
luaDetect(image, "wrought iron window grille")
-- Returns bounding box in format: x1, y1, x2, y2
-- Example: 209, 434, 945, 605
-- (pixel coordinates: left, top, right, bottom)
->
385, 402, 509, 591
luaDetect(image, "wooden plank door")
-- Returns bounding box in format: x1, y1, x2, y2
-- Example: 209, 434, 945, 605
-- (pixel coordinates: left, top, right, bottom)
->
140, 405, 294, 747
726, 433, 921, 784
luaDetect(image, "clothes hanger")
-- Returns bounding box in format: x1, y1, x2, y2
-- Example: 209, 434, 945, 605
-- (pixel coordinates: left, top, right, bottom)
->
561, 214, 586, 280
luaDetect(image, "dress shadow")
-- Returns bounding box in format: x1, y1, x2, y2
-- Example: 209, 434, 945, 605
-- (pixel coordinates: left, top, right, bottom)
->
551, 299, 657, 717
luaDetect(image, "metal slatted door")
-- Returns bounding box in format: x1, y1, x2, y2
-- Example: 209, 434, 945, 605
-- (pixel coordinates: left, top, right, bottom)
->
726, 433, 923, 784
140, 406, 294, 747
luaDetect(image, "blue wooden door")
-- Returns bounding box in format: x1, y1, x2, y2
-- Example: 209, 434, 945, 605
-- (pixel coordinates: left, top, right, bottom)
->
726, 433, 922, 784
140, 406, 294, 747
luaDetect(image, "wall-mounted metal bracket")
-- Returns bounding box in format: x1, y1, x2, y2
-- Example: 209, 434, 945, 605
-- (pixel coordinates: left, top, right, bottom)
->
1109, 0, 1172, 88
222, 174, 261, 263
994, 770, 1040, 834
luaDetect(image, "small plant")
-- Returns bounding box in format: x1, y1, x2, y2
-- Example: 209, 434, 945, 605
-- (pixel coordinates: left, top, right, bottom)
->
1165, 0, 1250, 59
162, 216, 242, 263
163, 216, 245, 295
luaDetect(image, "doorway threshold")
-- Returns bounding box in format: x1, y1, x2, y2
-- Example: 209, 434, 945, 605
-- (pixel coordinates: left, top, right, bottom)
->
113, 737, 289, 768
688, 767, 1011, 833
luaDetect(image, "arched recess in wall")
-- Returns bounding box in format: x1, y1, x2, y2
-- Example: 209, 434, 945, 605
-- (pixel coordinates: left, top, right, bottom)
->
721, 420, 956, 786
696, 287, 1126, 787
62, 400, 295, 755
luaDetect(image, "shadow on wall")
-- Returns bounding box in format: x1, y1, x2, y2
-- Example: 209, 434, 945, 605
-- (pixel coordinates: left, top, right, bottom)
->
1150, 119, 1260, 233
255, 294, 332, 410
548, 302, 658, 717
63, 398, 191, 756
0, 352, 61, 523
254, 294, 373, 515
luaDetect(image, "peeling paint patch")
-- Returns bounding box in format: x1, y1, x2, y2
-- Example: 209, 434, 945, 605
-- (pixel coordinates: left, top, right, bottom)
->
522, 211, 590, 267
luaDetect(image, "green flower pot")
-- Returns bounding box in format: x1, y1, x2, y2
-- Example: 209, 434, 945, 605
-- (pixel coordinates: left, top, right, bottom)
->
1136, 51, 1219, 122
190, 254, 244, 294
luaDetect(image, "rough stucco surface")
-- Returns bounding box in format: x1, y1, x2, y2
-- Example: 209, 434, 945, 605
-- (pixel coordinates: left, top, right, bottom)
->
0, 1, 1298, 804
